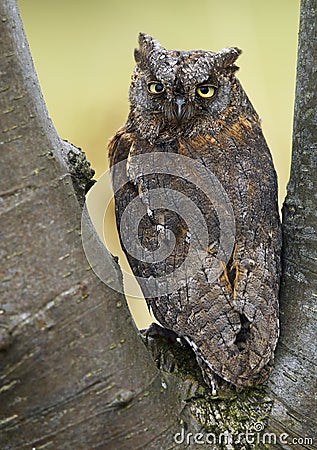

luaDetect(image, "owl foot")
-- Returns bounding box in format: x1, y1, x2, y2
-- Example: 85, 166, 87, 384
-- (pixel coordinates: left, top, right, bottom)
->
140, 322, 179, 344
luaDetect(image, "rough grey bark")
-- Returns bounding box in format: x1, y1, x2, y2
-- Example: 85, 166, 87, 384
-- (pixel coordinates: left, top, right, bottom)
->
0, 1, 189, 449
0, 0, 315, 449
266, 0, 317, 445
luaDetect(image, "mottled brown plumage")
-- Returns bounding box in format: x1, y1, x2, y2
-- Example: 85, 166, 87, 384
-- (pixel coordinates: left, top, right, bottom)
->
108, 33, 281, 389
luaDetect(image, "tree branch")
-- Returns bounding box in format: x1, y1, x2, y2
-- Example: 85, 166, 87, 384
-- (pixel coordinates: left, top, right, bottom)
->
267, 0, 317, 444
0, 1, 186, 448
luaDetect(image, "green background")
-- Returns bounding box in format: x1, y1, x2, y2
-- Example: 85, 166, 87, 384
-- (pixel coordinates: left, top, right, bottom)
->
18, 0, 300, 327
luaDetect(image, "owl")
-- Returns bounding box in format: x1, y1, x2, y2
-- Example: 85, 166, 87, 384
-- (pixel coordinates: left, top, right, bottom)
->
108, 33, 281, 390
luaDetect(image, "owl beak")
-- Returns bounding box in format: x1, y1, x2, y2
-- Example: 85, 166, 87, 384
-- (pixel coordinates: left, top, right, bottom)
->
175, 96, 185, 123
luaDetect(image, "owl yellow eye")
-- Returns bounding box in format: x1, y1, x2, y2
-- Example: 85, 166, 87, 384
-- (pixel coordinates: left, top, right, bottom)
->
196, 85, 216, 98
148, 81, 165, 94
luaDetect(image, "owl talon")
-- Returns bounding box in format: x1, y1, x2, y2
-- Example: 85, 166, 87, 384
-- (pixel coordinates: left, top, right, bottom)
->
140, 322, 179, 344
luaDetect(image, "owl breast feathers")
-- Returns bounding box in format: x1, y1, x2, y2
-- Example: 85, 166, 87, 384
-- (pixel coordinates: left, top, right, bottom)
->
108, 33, 281, 389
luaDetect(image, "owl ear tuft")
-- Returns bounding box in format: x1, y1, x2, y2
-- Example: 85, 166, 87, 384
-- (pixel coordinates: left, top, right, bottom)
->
215, 47, 242, 72
134, 48, 141, 64
134, 33, 163, 65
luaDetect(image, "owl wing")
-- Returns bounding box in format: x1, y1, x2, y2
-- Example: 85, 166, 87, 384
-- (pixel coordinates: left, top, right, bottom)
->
172, 122, 281, 387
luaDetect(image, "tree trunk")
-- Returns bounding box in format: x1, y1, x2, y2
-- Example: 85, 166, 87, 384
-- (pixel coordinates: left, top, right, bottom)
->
266, 0, 317, 446
0, 0, 315, 449
0, 1, 187, 448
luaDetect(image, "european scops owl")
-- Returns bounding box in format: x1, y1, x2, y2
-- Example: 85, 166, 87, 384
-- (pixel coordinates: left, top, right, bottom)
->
108, 33, 281, 389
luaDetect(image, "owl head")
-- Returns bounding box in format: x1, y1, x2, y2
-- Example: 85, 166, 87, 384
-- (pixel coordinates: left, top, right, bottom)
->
127, 33, 256, 142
